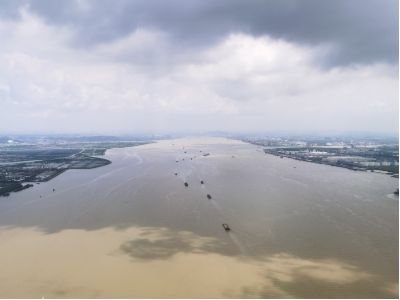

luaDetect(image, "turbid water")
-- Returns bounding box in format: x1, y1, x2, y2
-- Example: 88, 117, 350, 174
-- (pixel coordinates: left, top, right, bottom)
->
0, 138, 398, 298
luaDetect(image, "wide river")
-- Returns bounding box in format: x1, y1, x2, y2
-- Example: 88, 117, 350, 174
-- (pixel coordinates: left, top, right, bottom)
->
0, 138, 398, 298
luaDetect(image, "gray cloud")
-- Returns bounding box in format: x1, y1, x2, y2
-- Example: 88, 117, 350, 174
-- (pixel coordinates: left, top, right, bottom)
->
0, 0, 398, 135
0, 0, 398, 67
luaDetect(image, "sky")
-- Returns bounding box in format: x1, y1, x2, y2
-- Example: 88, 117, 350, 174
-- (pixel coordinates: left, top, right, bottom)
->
0, 0, 398, 135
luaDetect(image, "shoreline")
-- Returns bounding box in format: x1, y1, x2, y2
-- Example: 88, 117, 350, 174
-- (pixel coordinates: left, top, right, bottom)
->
242, 140, 399, 179
0, 142, 151, 197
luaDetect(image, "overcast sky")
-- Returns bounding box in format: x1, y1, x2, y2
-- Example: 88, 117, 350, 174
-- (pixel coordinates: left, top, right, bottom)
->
0, 0, 398, 135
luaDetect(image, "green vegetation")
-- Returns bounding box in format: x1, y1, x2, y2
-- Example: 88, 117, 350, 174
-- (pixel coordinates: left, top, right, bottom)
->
0, 139, 152, 196
0, 182, 34, 197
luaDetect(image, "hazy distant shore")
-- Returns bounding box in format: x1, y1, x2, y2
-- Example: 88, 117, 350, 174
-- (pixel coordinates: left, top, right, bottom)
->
243, 137, 399, 179
0, 140, 151, 197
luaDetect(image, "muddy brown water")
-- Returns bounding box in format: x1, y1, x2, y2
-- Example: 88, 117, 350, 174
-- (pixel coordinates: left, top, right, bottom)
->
0, 137, 398, 298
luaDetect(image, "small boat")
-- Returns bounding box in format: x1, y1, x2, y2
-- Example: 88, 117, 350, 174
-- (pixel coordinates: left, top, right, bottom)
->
184, 182, 189, 187
222, 223, 230, 231
174, 173, 178, 176
53, 188, 55, 192
207, 194, 212, 199
200, 180, 204, 184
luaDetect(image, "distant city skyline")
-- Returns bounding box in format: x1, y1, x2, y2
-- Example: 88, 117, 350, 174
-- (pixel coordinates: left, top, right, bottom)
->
0, 0, 398, 134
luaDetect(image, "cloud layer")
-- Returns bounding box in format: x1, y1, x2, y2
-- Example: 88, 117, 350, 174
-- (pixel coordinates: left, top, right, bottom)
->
0, 0, 398, 134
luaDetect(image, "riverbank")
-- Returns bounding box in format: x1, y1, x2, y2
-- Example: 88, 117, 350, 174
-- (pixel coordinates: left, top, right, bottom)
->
0, 141, 150, 196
